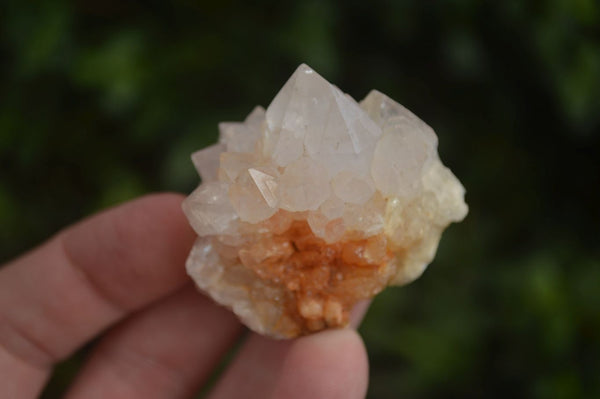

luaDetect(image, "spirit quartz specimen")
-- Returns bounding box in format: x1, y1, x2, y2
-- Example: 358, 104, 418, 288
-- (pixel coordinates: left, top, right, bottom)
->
183, 64, 468, 338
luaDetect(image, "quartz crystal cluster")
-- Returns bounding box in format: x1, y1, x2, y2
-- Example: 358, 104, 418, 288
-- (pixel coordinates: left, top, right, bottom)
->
183, 64, 468, 338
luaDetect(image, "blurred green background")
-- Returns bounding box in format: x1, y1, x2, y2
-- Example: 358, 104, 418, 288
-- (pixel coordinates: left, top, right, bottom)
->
2, 0, 599, 398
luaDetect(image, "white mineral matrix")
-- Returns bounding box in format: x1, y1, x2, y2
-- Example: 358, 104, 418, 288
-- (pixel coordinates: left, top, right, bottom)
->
182, 64, 468, 338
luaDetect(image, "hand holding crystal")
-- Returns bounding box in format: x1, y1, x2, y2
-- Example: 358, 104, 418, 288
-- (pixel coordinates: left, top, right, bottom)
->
0, 194, 369, 398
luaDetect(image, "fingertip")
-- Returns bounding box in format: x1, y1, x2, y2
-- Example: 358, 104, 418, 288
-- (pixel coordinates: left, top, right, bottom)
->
274, 329, 369, 399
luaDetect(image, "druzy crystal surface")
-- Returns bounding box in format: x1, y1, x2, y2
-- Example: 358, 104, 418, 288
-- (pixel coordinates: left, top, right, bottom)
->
183, 64, 468, 338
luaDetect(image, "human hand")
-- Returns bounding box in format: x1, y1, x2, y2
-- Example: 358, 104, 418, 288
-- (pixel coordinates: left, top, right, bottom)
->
0, 193, 369, 398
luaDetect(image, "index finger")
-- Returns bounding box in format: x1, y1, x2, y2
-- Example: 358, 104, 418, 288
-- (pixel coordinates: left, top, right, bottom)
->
0, 193, 196, 395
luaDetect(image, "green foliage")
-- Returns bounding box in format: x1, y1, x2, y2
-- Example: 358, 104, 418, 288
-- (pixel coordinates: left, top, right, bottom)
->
1, 0, 599, 397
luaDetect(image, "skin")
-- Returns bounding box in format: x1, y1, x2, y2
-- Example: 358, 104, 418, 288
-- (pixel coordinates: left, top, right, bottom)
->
0, 193, 369, 398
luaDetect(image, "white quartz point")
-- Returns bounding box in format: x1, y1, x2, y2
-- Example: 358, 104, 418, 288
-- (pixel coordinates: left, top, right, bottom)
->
363, 90, 439, 200
367, 92, 438, 198
278, 156, 331, 211
342, 193, 385, 236
307, 211, 345, 243
182, 181, 238, 236
264, 64, 326, 166
218, 152, 256, 183
264, 64, 382, 170
229, 170, 278, 224
266, 65, 329, 141
303, 82, 382, 160
326, 87, 382, 154
248, 168, 278, 208
371, 131, 433, 198
332, 171, 375, 205
219, 106, 265, 153
360, 90, 437, 149
319, 194, 345, 220
186, 237, 224, 290
191, 143, 226, 182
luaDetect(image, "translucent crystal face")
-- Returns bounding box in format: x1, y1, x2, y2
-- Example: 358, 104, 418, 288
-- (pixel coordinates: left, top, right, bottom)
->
183, 64, 468, 338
